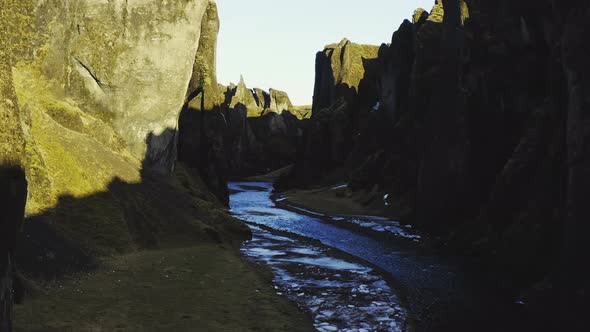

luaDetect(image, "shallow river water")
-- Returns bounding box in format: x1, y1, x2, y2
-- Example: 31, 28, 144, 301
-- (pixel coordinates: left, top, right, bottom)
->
230, 182, 489, 332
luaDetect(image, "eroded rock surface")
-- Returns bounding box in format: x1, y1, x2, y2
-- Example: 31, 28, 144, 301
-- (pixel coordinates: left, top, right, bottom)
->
35, 0, 210, 172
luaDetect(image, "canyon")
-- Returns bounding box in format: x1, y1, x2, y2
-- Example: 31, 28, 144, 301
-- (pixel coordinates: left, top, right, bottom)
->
1, 0, 589, 331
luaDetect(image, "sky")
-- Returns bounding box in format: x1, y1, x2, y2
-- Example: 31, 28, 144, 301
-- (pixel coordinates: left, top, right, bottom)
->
216, 0, 436, 105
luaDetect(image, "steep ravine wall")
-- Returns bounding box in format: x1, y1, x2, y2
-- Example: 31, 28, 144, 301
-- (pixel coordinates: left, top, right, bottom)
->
280, 0, 589, 329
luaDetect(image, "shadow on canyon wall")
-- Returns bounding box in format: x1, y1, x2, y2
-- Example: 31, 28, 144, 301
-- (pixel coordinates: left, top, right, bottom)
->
278, 54, 382, 189
1, 167, 27, 332
178, 92, 310, 206
178, 91, 230, 206
13, 128, 249, 286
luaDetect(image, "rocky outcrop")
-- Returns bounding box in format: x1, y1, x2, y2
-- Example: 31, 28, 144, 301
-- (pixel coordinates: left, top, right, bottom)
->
220, 78, 310, 176
1, 0, 219, 214
222, 76, 304, 119
25, 0, 213, 173
277, 39, 380, 188
281, 0, 590, 329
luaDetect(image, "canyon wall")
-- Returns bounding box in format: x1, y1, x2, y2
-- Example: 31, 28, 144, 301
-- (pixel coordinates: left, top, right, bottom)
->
280, 0, 589, 329
1, 0, 250, 286
36, 0, 210, 173
277, 38, 381, 188
4, 0, 219, 213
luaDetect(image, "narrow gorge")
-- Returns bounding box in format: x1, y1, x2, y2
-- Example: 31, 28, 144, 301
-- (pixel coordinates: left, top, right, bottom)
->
1, 0, 589, 332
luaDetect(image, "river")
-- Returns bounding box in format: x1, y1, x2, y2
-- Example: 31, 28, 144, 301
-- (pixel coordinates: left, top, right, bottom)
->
230, 182, 500, 332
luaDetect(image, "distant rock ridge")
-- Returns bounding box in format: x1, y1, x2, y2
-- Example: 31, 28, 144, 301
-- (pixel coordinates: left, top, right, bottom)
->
221, 75, 310, 120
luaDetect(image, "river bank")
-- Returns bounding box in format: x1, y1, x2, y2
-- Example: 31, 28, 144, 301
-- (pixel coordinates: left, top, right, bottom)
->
14, 244, 314, 332
255, 180, 539, 332
276, 184, 388, 218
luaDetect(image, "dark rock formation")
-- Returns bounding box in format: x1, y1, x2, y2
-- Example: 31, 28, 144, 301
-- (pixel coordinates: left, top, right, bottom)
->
178, 0, 230, 205
280, 0, 590, 329
277, 39, 381, 189
220, 77, 310, 177
178, 2, 309, 203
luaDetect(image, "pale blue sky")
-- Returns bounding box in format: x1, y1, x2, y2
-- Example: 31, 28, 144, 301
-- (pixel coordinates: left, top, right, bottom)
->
216, 0, 436, 105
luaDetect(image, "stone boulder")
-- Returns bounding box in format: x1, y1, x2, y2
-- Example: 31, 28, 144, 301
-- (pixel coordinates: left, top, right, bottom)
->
34, 0, 211, 173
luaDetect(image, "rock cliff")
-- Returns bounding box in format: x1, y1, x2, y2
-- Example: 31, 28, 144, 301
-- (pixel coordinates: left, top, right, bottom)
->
2, 0, 250, 287
277, 38, 381, 188
35, 0, 210, 173
279, 1, 590, 329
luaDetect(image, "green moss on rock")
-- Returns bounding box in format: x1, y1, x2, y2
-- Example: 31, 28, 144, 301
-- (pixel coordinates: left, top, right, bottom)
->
426, 0, 470, 25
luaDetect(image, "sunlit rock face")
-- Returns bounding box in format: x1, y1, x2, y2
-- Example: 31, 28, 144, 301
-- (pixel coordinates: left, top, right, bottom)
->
221, 75, 307, 119
4, 0, 212, 212
35, 0, 210, 172
312, 39, 380, 114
